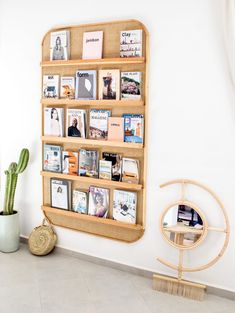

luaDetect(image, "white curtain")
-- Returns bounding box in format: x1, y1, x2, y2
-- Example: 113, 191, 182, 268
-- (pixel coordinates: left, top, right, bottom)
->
223, 0, 235, 88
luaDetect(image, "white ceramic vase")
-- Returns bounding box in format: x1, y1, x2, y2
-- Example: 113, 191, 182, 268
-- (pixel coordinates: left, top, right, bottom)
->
0, 211, 20, 252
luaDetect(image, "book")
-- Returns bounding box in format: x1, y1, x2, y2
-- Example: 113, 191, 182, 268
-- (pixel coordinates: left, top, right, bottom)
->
60, 76, 75, 99
107, 117, 124, 142
82, 31, 103, 59
99, 70, 120, 100
67, 109, 86, 138
42, 75, 59, 98
43, 144, 62, 173
75, 70, 96, 100
102, 152, 122, 181
99, 160, 112, 180
72, 190, 88, 214
123, 114, 144, 143
51, 178, 71, 210
44, 107, 64, 137
79, 149, 99, 177
88, 186, 109, 218
122, 157, 139, 184
62, 151, 78, 175
50, 30, 70, 60
120, 30, 142, 57
121, 72, 141, 99
113, 190, 137, 224
89, 109, 111, 140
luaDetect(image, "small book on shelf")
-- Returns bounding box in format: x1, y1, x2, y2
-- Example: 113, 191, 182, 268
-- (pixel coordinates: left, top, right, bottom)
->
102, 152, 122, 182
51, 178, 72, 210
120, 29, 142, 58
88, 186, 109, 218
89, 109, 111, 140
113, 190, 137, 224
82, 31, 103, 59
75, 70, 97, 100
62, 151, 78, 176
42, 75, 59, 99
50, 30, 70, 61
72, 190, 88, 214
123, 114, 144, 144
107, 117, 124, 142
44, 107, 64, 137
67, 109, 86, 138
122, 158, 139, 184
79, 149, 99, 178
43, 144, 62, 173
99, 70, 120, 100
99, 160, 112, 180
60, 76, 75, 99
121, 72, 141, 100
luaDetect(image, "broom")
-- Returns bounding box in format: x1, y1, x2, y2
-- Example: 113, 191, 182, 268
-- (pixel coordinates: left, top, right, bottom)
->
153, 250, 206, 301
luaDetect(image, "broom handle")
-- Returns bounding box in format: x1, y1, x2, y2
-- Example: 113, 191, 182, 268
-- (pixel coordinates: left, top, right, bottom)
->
178, 249, 183, 281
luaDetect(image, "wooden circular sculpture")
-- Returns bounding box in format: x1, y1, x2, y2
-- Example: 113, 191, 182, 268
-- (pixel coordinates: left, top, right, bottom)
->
158, 179, 230, 274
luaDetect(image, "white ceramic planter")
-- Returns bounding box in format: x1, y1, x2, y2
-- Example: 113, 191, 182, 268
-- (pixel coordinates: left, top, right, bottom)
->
0, 211, 20, 252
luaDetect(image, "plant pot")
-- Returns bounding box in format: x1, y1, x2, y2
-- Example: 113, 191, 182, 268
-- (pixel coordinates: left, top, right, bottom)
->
0, 211, 20, 252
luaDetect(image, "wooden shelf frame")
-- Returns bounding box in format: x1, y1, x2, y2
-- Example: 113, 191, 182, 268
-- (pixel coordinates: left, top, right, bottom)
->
41, 171, 143, 191
41, 57, 145, 67
41, 19, 149, 242
41, 98, 144, 107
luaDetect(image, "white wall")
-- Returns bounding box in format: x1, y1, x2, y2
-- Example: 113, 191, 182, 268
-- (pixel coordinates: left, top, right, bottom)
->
0, 0, 234, 292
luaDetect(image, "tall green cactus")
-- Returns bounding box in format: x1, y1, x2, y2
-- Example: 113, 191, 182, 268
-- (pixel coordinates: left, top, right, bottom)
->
3, 149, 29, 215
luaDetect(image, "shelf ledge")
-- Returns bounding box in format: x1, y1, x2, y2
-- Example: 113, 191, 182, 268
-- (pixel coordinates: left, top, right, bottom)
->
41, 57, 145, 67
41, 171, 142, 191
41, 99, 144, 107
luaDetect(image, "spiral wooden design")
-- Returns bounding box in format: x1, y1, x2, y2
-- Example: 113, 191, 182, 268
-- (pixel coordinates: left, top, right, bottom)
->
29, 219, 57, 256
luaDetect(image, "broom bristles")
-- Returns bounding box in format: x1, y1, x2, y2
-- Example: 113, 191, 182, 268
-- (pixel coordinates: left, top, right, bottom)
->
153, 274, 206, 301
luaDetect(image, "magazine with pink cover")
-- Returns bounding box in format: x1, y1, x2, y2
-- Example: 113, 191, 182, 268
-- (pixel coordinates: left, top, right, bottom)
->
107, 117, 124, 142
82, 31, 103, 59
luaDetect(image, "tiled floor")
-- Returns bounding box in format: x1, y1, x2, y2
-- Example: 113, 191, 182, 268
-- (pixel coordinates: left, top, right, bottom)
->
0, 244, 234, 313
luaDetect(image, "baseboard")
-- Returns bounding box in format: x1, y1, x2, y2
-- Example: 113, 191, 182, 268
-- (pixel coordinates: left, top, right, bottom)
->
20, 236, 234, 300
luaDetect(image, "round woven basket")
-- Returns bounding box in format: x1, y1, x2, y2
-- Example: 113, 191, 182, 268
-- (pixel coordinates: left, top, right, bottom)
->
28, 218, 57, 256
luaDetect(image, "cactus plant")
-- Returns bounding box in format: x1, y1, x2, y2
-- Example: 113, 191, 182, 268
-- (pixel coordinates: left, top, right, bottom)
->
3, 148, 29, 215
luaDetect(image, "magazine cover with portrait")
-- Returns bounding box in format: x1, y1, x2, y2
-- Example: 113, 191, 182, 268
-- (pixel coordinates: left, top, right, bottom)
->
51, 179, 71, 210
67, 109, 86, 138
88, 187, 109, 218
44, 107, 64, 137
50, 30, 70, 61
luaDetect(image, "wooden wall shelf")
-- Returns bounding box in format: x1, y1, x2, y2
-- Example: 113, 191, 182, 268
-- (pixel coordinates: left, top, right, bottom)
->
41, 99, 144, 107
41, 19, 149, 242
41, 57, 145, 67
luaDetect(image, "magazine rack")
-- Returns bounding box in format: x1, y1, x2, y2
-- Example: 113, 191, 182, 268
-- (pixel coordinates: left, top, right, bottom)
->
41, 19, 149, 242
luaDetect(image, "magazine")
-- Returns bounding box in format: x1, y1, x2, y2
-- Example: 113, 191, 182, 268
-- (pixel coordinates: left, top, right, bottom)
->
102, 152, 122, 181
88, 186, 109, 218
42, 75, 59, 98
107, 117, 124, 142
62, 151, 78, 175
99, 70, 120, 100
79, 149, 99, 177
121, 72, 141, 99
123, 114, 144, 143
72, 190, 88, 214
43, 144, 62, 173
82, 31, 103, 59
122, 158, 139, 184
113, 190, 137, 224
67, 109, 86, 138
50, 30, 70, 61
60, 76, 75, 99
44, 107, 64, 137
51, 178, 71, 210
120, 30, 142, 57
99, 160, 112, 180
89, 109, 111, 140
75, 70, 97, 100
